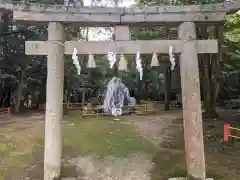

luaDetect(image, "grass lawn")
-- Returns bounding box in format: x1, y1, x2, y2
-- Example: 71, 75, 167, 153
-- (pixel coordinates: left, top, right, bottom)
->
63, 111, 155, 158
0, 111, 155, 179
0, 124, 43, 180
2, 110, 239, 180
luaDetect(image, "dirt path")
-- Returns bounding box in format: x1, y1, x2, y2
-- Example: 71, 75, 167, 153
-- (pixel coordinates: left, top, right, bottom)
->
122, 111, 182, 148
70, 111, 183, 180
0, 112, 44, 127
68, 154, 153, 180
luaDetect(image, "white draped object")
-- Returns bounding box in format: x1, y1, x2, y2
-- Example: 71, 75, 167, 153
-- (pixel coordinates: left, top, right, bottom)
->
136, 51, 143, 80
107, 52, 117, 69
64, 0, 69, 5
72, 48, 81, 75
103, 77, 136, 116
169, 45, 175, 71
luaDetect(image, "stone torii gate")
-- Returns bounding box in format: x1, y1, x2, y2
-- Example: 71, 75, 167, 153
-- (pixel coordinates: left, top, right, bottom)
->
3, 1, 239, 180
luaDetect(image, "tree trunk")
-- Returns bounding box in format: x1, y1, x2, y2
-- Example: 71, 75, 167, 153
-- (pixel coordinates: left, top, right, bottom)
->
64, 90, 68, 103
81, 80, 85, 103
136, 75, 142, 104
210, 26, 222, 116
198, 25, 222, 118
15, 69, 25, 113
164, 26, 172, 110
164, 61, 171, 111
82, 90, 85, 103
202, 55, 212, 114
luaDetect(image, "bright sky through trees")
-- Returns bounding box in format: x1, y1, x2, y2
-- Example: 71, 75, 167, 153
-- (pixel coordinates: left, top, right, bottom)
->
83, 0, 134, 6
82, 0, 134, 40
82, 0, 239, 40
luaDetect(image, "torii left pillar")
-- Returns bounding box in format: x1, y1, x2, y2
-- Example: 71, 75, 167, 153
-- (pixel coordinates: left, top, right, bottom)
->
44, 22, 65, 180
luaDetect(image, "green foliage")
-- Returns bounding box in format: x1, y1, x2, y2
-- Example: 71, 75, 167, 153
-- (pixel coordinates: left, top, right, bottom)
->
167, 164, 186, 177
225, 14, 240, 45
0, 0, 239, 108
222, 13, 240, 93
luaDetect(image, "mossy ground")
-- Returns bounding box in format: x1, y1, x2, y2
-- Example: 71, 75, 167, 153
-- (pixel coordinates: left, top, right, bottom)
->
1, 110, 240, 180
0, 111, 155, 179
63, 111, 155, 158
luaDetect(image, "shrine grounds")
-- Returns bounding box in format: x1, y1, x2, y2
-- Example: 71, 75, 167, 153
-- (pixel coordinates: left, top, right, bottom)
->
0, 109, 240, 180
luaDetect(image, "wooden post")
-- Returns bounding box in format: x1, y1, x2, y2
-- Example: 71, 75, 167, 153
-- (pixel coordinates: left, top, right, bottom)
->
44, 22, 65, 180
224, 124, 230, 142
178, 22, 206, 180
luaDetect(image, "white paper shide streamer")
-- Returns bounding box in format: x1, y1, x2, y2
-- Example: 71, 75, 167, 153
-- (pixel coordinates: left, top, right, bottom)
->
136, 51, 143, 80
72, 48, 81, 75
107, 52, 117, 69
169, 45, 175, 71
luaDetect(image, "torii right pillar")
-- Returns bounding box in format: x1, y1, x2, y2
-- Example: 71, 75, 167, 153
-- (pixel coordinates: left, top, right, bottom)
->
178, 22, 206, 180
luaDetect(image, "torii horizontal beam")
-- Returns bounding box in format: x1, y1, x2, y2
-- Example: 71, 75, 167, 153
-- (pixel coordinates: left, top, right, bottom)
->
8, 1, 239, 26
13, 11, 226, 26
2, 1, 238, 14
25, 40, 218, 55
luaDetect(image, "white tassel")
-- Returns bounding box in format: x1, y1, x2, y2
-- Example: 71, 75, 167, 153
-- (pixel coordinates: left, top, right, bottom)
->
107, 52, 117, 69
118, 53, 128, 71
87, 52, 96, 68
151, 51, 159, 67
136, 51, 143, 80
72, 48, 81, 75
169, 45, 175, 71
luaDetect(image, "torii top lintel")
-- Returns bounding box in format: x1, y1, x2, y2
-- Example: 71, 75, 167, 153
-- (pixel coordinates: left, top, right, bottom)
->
0, 1, 238, 26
